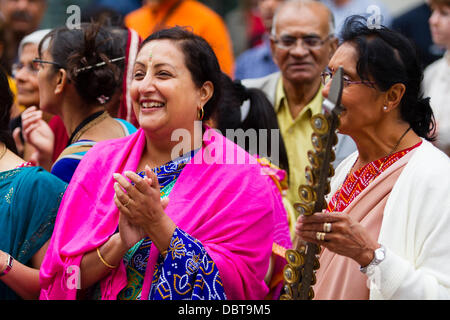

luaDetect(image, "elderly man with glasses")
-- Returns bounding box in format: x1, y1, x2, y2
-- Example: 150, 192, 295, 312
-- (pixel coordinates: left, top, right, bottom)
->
242, 0, 356, 239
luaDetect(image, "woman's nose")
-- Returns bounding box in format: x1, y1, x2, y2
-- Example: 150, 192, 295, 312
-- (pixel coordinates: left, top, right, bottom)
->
138, 74, 156, 94
14, 66, 29, 82
322, 79, 331, 99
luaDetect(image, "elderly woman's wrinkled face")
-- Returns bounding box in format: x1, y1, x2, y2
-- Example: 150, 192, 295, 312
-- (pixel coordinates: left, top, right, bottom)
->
130, 39, 207, 137
322, 42, 385, 136
14, 43, 40, 107
429, 3, 450, 49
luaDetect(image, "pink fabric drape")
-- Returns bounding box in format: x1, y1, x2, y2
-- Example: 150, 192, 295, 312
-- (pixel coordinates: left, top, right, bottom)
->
314, 150, 416, 299
39, 127, 291, 300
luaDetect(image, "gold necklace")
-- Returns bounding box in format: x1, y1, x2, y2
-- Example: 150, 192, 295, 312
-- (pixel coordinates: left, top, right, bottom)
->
69, 111, 109, 145
329, 126, 412, 213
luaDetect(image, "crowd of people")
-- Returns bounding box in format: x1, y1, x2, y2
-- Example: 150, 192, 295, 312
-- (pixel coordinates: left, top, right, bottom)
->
0, 0, 449, 301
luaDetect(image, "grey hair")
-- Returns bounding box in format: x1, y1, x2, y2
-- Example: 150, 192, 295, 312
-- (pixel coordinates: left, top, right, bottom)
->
271, 0, 335, 37
18, 29, 52, 57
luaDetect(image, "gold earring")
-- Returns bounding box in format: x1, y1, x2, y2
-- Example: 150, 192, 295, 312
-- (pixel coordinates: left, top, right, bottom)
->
197, 107, 204, 120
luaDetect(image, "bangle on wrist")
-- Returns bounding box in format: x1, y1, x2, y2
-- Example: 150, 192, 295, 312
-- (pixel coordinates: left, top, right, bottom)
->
96, 247, 117, 269
0, 253, 13, 277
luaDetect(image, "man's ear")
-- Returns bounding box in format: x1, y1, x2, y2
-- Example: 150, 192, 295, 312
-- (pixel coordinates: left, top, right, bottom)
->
54, 69, 68, 95
329, 36, 339, 59
269, 36, 280, 67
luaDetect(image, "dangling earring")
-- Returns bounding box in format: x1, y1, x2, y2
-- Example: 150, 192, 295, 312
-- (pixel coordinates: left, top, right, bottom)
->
197, 107, 204, 120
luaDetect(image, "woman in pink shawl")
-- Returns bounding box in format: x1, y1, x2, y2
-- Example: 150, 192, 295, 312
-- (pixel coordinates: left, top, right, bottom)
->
39, 26, 291, 300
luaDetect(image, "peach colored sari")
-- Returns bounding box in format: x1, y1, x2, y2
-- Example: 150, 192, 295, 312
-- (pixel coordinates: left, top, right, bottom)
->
314, 150, 416, 300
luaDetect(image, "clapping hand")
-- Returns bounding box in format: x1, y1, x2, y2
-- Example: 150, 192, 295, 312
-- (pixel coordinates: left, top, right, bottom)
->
114, 166, 170, 250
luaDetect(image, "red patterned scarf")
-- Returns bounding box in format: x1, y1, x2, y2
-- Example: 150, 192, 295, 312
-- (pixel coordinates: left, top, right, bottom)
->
327, 141, 422, 213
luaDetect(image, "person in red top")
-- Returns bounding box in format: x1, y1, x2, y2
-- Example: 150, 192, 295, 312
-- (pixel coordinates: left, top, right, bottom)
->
124, 0, 235, 77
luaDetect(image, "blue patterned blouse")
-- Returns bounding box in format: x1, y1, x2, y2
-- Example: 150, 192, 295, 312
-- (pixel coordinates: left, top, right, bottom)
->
117, 151, 226, 300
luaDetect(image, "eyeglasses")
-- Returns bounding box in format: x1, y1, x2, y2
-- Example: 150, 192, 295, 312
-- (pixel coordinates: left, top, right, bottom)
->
32, 58, 64, 69
321, 70, 376, 88
272, 34, 333, 50
12, 61, 40, 77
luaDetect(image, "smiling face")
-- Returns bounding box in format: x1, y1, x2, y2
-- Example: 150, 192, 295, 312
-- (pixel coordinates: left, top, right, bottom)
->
130, 39, 209, 137
322, 42, 386, 136
270, 2, 335, 86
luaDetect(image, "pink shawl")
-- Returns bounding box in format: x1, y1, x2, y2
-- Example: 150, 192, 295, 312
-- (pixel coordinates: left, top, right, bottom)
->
314, 150, 415, 300
39, 127, 291, 300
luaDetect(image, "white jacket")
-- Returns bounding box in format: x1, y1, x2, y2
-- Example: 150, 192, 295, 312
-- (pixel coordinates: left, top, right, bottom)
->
332, 140, 450, 299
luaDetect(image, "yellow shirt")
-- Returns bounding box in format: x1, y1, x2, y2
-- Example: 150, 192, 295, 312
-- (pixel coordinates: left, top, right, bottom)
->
7, 76, 26, 118
275, 78, 323, 226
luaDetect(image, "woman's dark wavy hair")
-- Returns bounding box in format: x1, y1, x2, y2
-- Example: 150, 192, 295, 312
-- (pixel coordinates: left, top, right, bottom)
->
216, 73, 290, 175
340, 15, 436, 141
38, 23, 124, 106
140, 26, 222, 122
0, 68, 18, 154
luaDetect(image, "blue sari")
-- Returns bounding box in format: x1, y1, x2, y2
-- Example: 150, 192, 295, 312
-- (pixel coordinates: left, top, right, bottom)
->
117, 151, 226, 300
0, 166, 67, 300
51, 119, 137, 183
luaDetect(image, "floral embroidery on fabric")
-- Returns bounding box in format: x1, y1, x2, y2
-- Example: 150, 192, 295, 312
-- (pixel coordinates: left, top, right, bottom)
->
15, 162, 34, 169
149, 228, 226, 300
168, 236, 186, 260
4, 187, 13, 204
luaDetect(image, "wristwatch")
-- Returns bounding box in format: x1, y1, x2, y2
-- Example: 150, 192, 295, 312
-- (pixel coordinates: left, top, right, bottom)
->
0, 253, 13, 277
360, 245, 385, 274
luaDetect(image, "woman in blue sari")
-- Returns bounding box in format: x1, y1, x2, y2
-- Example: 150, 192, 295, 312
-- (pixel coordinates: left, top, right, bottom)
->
0, 68, 67, 300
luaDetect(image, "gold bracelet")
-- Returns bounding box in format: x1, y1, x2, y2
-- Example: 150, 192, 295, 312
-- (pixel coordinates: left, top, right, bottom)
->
96, 247, 117, 269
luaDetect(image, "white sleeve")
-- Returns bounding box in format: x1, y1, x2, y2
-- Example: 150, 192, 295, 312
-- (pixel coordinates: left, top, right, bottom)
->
370, 142, 450, 300
368, 246, 450, 300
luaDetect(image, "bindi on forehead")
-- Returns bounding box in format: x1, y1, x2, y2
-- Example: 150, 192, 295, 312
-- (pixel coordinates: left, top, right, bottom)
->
148, 51, 153, 65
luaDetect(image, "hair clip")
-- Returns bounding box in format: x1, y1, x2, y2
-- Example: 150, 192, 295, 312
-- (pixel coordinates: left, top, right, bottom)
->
97, 95, 110, 104
75, 56, 125, 73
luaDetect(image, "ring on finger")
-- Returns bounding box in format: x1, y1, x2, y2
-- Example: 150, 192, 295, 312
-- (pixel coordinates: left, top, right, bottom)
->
123, 198, 131, 208
323, 222, 332, 233
316, 232, 326, 241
